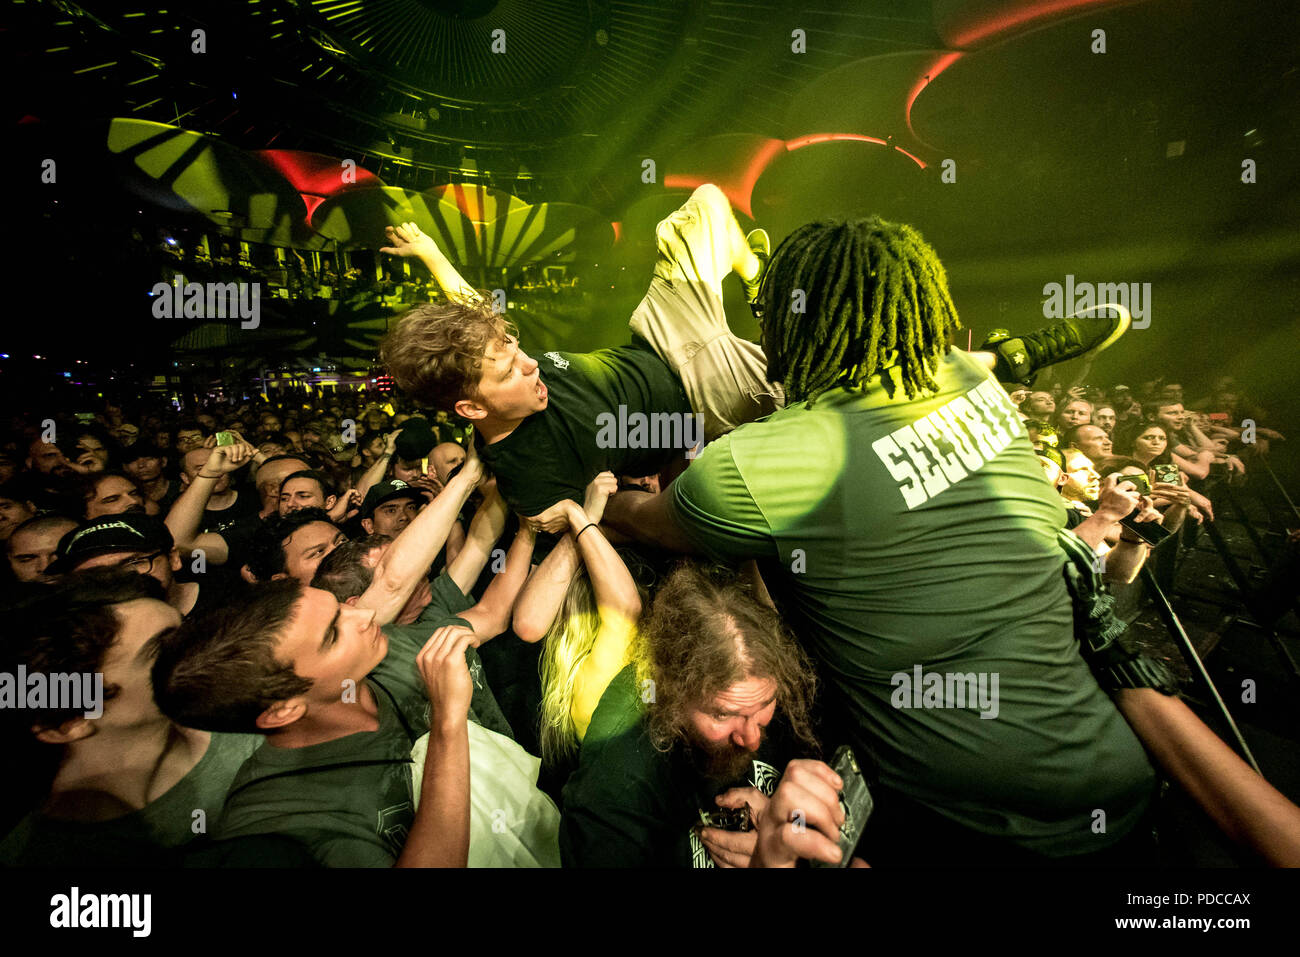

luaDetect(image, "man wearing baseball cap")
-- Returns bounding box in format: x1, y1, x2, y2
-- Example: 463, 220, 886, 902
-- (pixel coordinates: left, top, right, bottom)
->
360, 479, 427, 538
52, 512, 221, 619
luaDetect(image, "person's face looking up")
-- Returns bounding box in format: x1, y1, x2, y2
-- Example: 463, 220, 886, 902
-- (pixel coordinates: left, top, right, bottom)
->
1058, 400, 1092, 428
86, 476, 147, 519
1062, 449, 1101, 502
1023, 392, 1055, 416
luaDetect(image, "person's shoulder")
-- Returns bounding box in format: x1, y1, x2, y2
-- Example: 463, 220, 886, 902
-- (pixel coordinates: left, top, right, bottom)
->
582, 663, 643, 745
421, 569, 474, 620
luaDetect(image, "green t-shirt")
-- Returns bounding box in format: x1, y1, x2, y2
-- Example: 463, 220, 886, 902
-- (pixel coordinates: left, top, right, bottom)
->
213, 572, 508, 867
666, 350, 1155, 857
0, 731, 260, 868
559, 665, 790, 868
476, 342, 692, 516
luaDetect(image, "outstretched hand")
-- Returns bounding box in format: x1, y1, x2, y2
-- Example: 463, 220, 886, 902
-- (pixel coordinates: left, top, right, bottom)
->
380, 221, 439, 261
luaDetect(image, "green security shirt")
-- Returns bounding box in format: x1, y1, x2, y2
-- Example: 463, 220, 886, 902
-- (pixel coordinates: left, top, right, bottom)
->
214, 572, 510, 867
666, 349, 1155, 857
0, 731, 260, 868
476, 342, 693, 516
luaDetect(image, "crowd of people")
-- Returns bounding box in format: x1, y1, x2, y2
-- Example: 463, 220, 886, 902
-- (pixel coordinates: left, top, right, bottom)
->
2, 185, 1297, 869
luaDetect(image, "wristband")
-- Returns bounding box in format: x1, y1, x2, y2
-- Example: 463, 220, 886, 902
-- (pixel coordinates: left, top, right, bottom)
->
575, 522, 598, 541
197, 471, 223, 480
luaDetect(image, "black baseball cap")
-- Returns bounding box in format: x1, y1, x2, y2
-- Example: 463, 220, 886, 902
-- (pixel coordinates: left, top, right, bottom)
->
51, 513, 175, 572
361, 479, 425, 519
393, 418, 437, 461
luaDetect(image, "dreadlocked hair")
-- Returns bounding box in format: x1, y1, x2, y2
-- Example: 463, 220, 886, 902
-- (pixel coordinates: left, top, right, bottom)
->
759, 217, 962, 405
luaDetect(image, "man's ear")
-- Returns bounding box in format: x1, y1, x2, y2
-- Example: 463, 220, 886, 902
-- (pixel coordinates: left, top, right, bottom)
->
255, 698, 308, 732
180, 472, 192, 489
169, 548, 182, 572
240, 564, 259, 584
33, 717, 96, 746
360, 518, 374, 535
454, 398, 486, 422
324, 494, 338, 511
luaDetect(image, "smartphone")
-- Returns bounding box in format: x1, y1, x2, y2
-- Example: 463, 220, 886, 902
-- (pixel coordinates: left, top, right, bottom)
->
810, 745, 874, 869
1119, 512, 1173, 546
215, 431, 236, 446
697, 806, 752, 832
1152, 463, 1181, 485
1113, 472, 1151, 496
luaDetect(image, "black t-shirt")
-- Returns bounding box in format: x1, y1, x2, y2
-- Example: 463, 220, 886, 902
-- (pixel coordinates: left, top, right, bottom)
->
218, 512, 265, 573
200, 490, 260, 537
476, 342, 692, 516
559, 664, 793, 868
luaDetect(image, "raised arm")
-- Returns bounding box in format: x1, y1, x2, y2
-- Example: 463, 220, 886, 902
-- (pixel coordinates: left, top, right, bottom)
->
559, 473, 642, 739
602, 487, 700, 554
459, 520, 536, 642
397, 625, 474, 868
164, 434, 256, 565
354, 429, 401, 501
512, 534, 580, 643
511, 472, 618, 642
381, 221, 483, 306
443, 481, 509, 595
359, 446, 485, 625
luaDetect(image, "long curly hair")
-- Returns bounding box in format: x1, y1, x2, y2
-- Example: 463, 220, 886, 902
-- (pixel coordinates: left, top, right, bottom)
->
635, 562, 819, 756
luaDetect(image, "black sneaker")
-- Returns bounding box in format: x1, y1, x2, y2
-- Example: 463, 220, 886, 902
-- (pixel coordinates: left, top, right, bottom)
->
741, 228, 769, 319
980, 306, 1131, 387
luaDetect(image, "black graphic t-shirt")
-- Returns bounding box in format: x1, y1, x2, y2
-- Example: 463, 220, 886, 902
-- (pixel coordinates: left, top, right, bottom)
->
200, 490, 260, 537
559, 664, 792, 868
476, 341, 692, 517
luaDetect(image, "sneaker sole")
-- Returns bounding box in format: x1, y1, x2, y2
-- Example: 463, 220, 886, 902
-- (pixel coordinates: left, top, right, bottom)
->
1070, 301, 1132, 357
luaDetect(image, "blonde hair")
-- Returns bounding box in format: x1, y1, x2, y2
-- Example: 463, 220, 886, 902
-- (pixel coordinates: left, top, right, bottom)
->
537, 571, 601, 766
